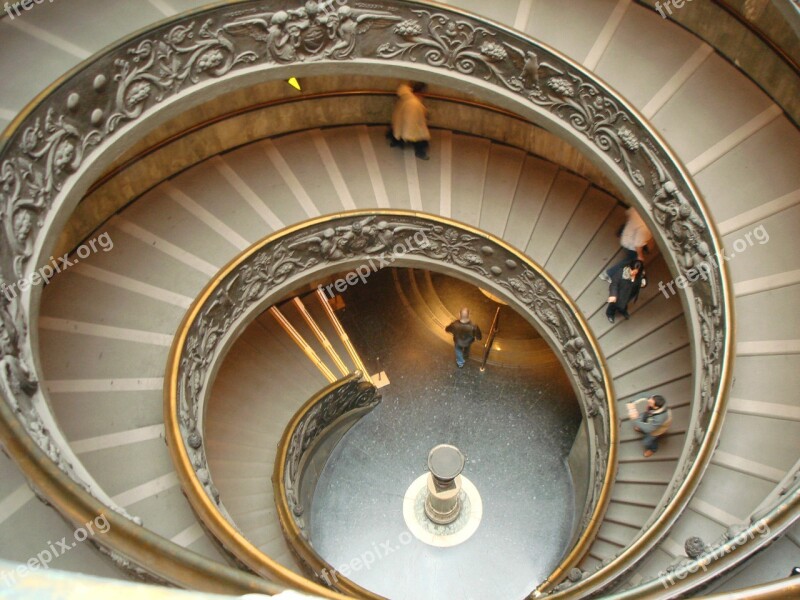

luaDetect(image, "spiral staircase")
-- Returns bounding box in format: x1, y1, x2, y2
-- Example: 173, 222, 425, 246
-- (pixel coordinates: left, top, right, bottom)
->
0, 1, 798, 599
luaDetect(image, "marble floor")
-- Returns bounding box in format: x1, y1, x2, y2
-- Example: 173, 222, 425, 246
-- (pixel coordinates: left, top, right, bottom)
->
308, 269, 582, 600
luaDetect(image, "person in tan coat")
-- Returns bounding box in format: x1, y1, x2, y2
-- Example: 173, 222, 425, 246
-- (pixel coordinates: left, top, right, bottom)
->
388, 82, 431, 160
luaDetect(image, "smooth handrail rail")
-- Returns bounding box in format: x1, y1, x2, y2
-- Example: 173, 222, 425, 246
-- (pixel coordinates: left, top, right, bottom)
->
480, 306, 501, 372
292, 296, 351, 377
316, 288, 374, 386
711, 0, 799, 76
699, 573, 800, 600
269, 305, 338, 383
164, 211, 616, 599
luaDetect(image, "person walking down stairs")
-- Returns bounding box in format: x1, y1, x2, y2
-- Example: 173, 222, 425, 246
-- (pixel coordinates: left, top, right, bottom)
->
605, 259, 647, 323
628, 395, 672, 457
600, 207, 652, 283
387, 82, 431, 160
445, 307, 482, 368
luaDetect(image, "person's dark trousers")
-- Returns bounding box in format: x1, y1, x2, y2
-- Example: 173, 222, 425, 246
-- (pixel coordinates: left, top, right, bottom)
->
643, 433, 659, 452
454, 343, 470, 367
413, 140, 429, 159
386, 129, 404, 148
606, 302, 630, 321
606, 303, 618, 321
606, 248, 638, 280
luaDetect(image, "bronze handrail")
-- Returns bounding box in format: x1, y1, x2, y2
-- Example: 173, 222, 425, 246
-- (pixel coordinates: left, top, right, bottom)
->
480, 306, 501, 372
711, 0, 800, 76
165, 211, 617, 599
700, 575, 800, 600
634, 0, 800, 77
316, 288, 374, 386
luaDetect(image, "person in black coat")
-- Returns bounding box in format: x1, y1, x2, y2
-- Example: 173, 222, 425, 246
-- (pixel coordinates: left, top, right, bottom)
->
606, 259, 646, 323
445, 307, 482, 368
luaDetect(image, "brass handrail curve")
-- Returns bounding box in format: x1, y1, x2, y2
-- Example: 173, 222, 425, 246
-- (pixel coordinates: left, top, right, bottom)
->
164, 210, 617, 599
480, 306, 501, 372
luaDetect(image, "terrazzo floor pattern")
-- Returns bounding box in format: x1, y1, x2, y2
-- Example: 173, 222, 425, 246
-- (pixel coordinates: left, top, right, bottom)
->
309, 269, 582, 600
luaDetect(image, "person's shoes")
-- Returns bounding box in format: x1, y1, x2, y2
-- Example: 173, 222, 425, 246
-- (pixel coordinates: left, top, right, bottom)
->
457, 363, 464, 369
607, 315, 615, 323
387, 131, 403, 148
622, 310, 631, 320
599, 273, 612, 283
416, 154, 430, 161
643, 449, 655, 458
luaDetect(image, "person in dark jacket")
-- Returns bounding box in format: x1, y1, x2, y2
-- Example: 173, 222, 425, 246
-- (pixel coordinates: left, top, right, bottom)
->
631, 395, 672, 457
605, 259, 647, 323
445, 307, 482, 368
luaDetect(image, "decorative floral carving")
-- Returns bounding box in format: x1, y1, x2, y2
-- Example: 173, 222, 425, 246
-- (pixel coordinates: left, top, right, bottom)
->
377, 9, 524, 86
547, 77, 575, 97
283, 377, 380, 531
696, 297, 723, 415
617, 125, 640, 151
531, 72, 646, 187
107, 20, 258, 129
394, 18, 422, 38
480, 41, 507, 62
552, 567, 585, 592
224, 4, 400, 63
422, 226, 490, 276
651, 169, 711, 291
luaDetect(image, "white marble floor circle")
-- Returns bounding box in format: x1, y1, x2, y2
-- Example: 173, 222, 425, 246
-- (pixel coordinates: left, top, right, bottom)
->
402, 473, 483, 547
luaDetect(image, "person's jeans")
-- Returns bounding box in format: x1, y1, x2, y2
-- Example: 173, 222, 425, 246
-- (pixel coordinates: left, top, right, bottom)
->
606, 248, 638, 280
643, 433, 659, 452
455, 344, 470, 367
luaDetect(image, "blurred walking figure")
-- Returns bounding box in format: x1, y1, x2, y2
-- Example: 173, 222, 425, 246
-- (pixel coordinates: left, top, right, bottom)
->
445, 307, 482, 368
600, 208, 651, 283
388, 82, 431, 160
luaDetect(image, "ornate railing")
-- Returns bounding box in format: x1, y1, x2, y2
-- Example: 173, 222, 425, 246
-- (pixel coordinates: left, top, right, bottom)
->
164, 211, 616, 596
606, 473, 800, 598
0, 0, 736, 594
273, 373, 382, 597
